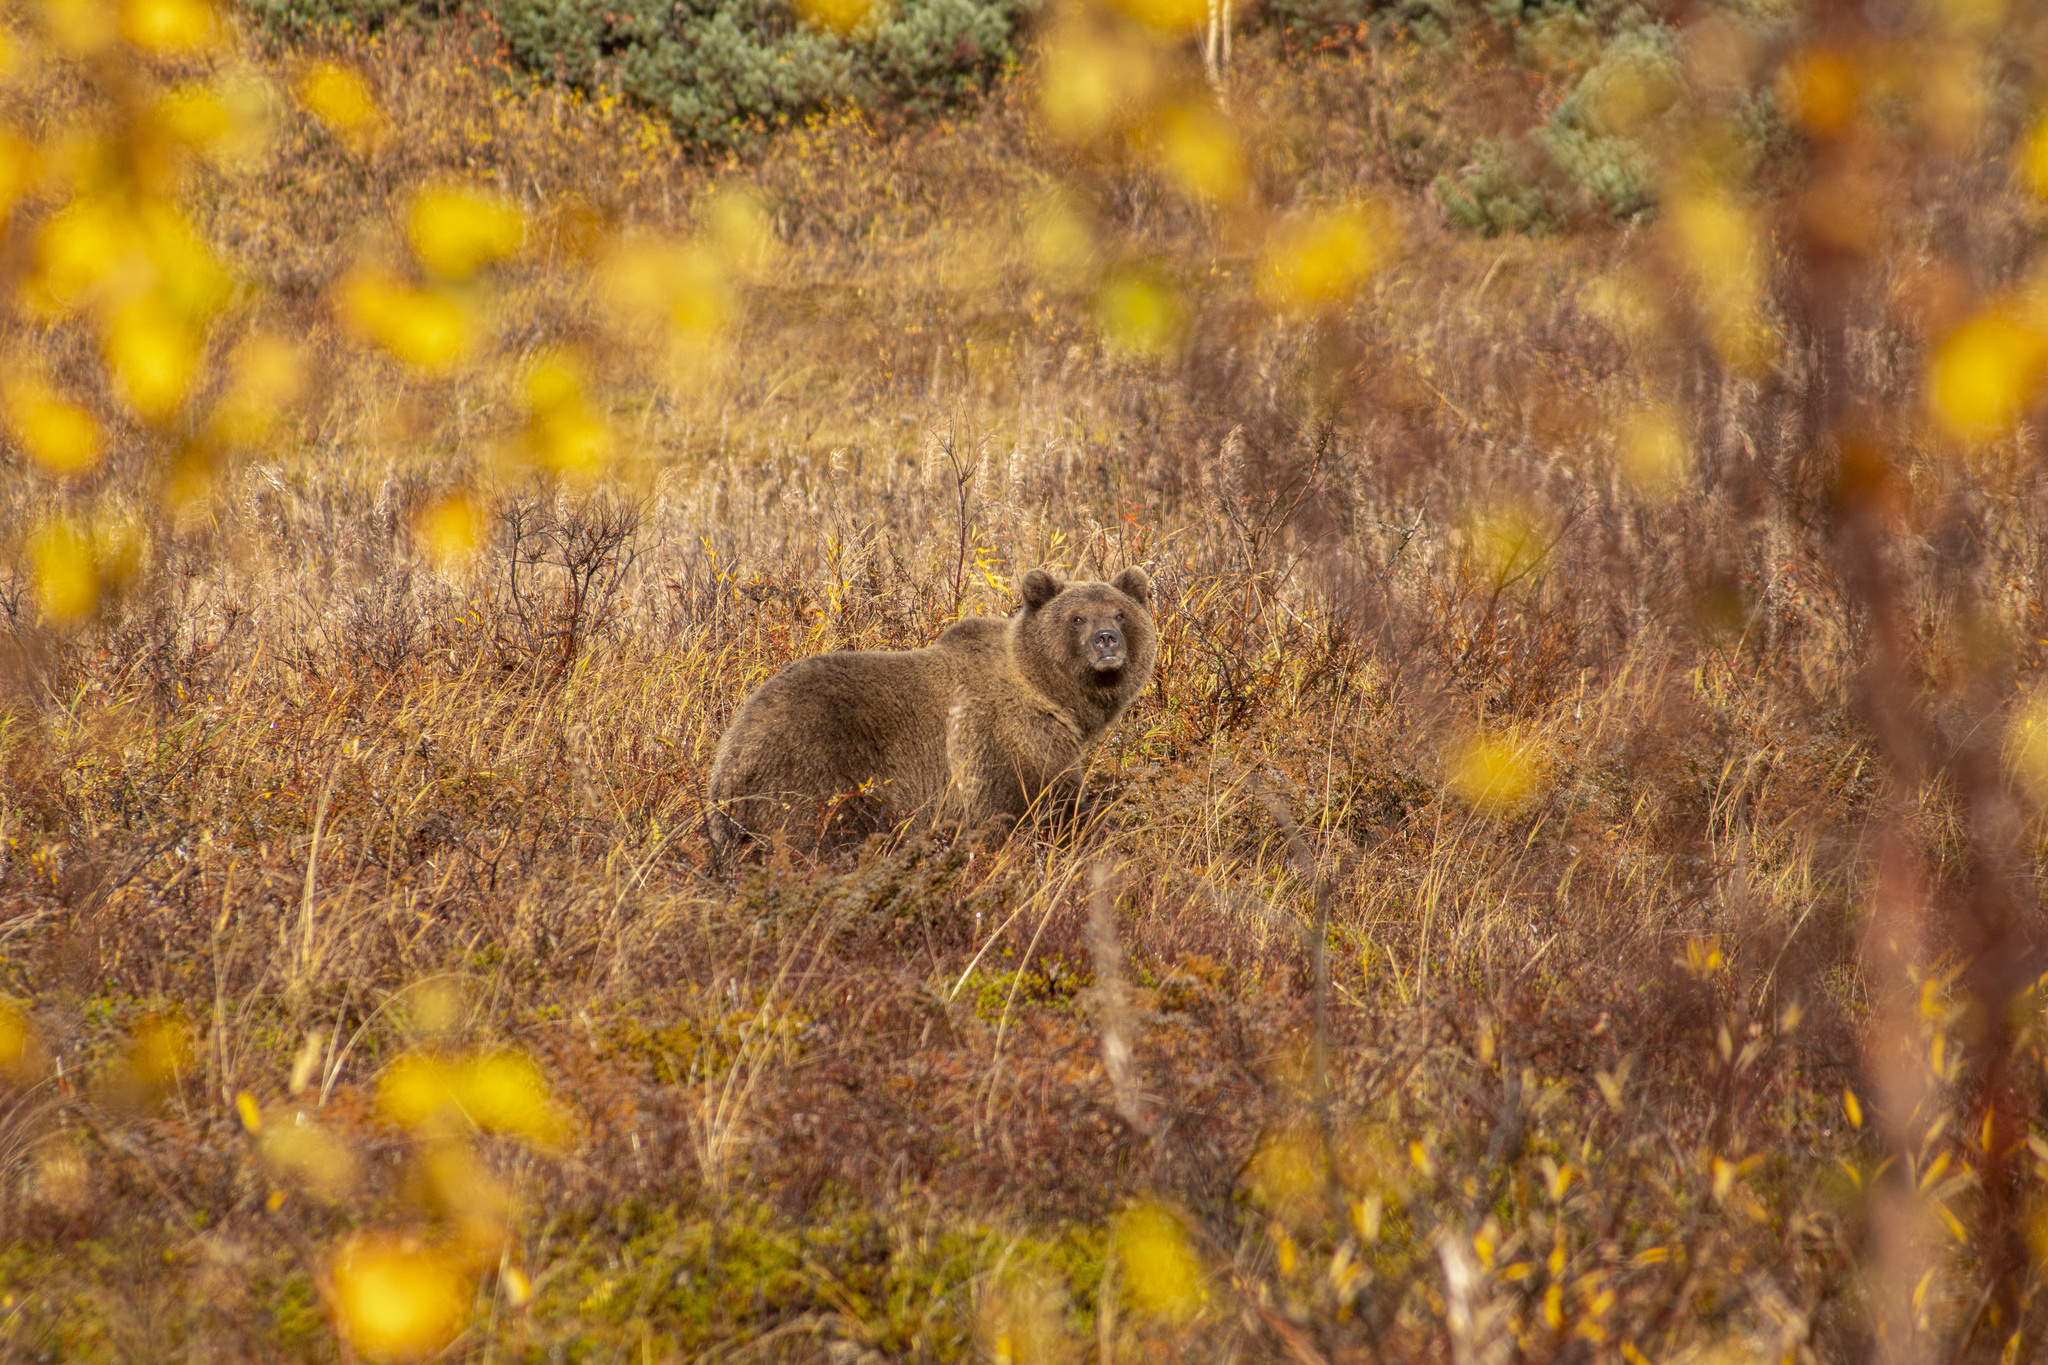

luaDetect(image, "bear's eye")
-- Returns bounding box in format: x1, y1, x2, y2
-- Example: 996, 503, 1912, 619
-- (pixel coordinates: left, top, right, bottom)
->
1116, 612, 1125, 622
1070, 615, 1081, 626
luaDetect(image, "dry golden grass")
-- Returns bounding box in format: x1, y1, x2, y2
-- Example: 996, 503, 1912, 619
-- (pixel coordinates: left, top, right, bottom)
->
4, 2, 2048, 1362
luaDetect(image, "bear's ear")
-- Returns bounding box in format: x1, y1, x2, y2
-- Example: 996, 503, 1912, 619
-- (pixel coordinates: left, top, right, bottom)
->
1019, 568, 1063, 611
1112, 566, 1152, 606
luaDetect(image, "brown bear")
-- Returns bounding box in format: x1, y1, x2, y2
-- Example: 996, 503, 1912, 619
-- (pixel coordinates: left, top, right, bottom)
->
706, 566, 1157, 851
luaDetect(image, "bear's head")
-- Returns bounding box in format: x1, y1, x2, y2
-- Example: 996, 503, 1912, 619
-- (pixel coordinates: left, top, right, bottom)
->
1014, 566, 1158, 724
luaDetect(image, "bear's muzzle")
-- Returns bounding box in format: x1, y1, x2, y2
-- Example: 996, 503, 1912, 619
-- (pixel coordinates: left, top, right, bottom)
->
1090, 626, 1127, 674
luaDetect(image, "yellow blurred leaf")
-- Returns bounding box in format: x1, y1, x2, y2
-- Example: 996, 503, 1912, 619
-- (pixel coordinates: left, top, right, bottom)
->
793, 0, 887, 35
157, 86, 233, 146
377, 1053, 457, 1128
1778, 48, 1858, 137
455, 1051, 573, 1147
334, 267, 468, 373
409, 185, 525, 280
1257, 204, 1388, 314
1617, 402, 1688, 496
1024, 193, 1094, 283
42, 0, 118, 55
119, 0, 216, 52
210, 333, 306, 446
0, 132, 39, 224
30, 196, 139, 315
1145, 102, 1245, 204
420, 1142, 511, 1225
1037, 31, 1154, 144
704, 185, 777, 275
1112, 1203, 1206, 1323
600, 237, 731, 345
28, 521, 98, 623
330, 1233, 469, 1364
156, 76, 273, 170
261, 1113, 359, 1202
519, 350, 613, 477
1843, 1087, 1864, 1129
1249, 1127, 1323, 1226
1094, 270, 1184, 358
137, 204, 234, 320
2006, 689, 2048, 804
0, 1002, 37, 1080
296, 61, 382, 147
1685, 936, 1726, 975
2023, 114, 2048, 200
1663, 186, 1774, 371
105, 300, 201, 423
1447, 728, 1551, 815
377, 1048, 571, 1147
1928, 309, 2048, 443
1108, 0, 1205, 35
4, 375, 103, 476
501, 1265, 532, 1307
414, 493, 483, 568
235, 1090, 262, 1132
1465, 500, 1553, 586
128, 1017, 190, 1090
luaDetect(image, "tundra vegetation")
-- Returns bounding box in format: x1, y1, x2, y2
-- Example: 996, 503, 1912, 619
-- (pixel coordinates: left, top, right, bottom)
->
2, 0, 2048, 1360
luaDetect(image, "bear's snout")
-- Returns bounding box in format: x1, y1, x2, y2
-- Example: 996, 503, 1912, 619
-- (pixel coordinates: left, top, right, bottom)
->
1089, 625, 1126, 671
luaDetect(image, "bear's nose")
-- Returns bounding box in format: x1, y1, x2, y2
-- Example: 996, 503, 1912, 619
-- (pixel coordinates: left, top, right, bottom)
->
1093, 628, 1123, 656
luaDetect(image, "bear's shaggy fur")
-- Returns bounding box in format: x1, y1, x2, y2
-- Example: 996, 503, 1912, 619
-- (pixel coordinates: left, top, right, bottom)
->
706, 566, 1157, 850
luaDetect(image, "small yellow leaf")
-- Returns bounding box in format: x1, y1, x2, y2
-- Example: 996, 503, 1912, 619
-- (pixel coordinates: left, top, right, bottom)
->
296, 62, 382, 146
1843, 1087, 1863, 1129
1777, 48, 1858, 137
2022, 114, 2048, 200
1617, 403, 1687, 496
4, 376, 103, 476
1258, 204, 1388, 314
1928, 309, 2048, 444
235, 1091, 262, 1133
334, 267, 467, 373
43, 0, 119, 55
105, 300, 201, 423
1107, 0, 1206, 35
1094, 270, 1184, 358
1037, 30, 1155, 145
330, 1233, 469, 1363
793, 0, 887, 34
261, 1115, 359, 1202
455, 1051, 573, 1147
119, 0, 216, 51
1145, 102, 1246, 204
408, 185, 525, 280
0, 132, 40, 224
28, 521, 99, 622
1446, 729, 1551, 815
1113, 1203, 1206, 1323
414, 493, 483, 568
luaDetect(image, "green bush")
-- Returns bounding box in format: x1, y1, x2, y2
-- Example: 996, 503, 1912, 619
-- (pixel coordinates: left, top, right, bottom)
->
497, 0, 1029, 148
242, 0, 1030, 151
242, 0, 463, 36
1435, 21, 1682, 233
